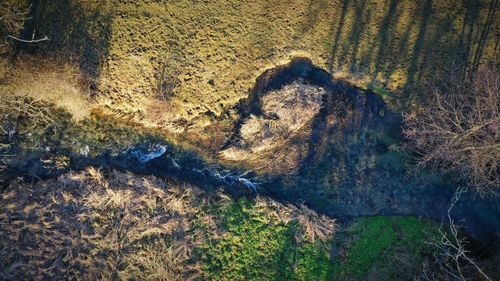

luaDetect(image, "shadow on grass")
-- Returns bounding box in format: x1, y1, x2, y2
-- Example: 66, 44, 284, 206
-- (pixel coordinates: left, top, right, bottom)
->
18, 0, 113, 93
325, 0, 498, 101
230, 57, 500, 241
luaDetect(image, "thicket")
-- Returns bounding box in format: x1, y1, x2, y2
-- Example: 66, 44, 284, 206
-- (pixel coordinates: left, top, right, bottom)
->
403, 65, 499, 195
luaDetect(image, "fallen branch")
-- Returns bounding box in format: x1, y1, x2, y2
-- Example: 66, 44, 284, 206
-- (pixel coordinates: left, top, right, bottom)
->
6, 34, 49, 43
421, 187, 493, 281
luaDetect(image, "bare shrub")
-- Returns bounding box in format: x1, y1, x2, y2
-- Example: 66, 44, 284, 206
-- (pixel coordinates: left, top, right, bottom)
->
0, 94, 57, 132
0, 168, 213, 280
419, 187, 493, 281
403, 65, 499, 195
0, 94, 57, 171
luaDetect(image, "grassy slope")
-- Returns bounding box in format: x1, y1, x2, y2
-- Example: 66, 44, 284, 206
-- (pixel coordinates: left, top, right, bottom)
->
16, 0, 498, 139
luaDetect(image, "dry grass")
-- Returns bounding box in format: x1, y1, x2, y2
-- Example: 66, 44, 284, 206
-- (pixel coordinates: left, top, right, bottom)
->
0, 57, 92, 121
255, 197, 336, 243
0, 167, 213, 280
15, 0, 497, 142
221, 81, 325, 174
0, 167, 337, 279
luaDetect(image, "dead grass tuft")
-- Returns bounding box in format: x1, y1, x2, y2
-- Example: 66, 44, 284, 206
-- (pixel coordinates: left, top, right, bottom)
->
0, 57, 92, 121
255, 197, 336, 243
0, 168, 213, 280
221, 80, 325, 174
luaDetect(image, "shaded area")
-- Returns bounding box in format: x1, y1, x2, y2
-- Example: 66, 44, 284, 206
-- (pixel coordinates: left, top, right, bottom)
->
18, 0, 112, 92
228, 58, 500, 241
326, 0, 499, 99
1, 58, 499, 244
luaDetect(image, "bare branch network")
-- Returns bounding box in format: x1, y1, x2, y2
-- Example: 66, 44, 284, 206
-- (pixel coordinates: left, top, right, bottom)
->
403, 65, 500, 196
421, 187, 492, 281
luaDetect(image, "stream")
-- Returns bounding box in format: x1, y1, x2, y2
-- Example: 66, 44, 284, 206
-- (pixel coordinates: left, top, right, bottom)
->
2, 58, 499, 243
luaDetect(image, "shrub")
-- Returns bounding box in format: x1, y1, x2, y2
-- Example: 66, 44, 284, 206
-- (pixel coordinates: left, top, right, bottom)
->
402, 65, 499, 195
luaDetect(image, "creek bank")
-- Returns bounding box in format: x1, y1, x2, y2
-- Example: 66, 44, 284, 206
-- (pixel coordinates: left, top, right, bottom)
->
1, 58, 499, 243
223, 57, 500, 241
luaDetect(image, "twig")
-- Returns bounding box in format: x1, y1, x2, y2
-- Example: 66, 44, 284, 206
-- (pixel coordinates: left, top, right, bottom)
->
6, 35, 49, 43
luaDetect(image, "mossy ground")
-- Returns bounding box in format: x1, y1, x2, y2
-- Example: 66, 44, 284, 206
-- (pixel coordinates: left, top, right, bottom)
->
331, 216, 439, 280
197, 198, 440, 281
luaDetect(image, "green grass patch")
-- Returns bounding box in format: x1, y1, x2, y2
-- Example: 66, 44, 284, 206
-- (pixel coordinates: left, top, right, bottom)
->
200, 198, 334, 281
331, 216, 438, 280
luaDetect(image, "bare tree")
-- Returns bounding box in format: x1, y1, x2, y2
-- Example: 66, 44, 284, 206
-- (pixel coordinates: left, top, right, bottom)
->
420, 187, 492, 281
403, 65, 499, 196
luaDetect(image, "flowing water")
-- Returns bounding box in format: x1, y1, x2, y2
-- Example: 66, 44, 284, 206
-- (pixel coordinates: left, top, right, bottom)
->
3, 58, 499, 242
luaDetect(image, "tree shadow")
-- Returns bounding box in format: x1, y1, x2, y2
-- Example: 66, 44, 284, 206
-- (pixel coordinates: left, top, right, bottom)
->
326, 0, 498, 100
404, 0, 433, 90
328, 0, 350, 72
301, 0, 329, 34
247, 58, 500, 240
338, 0, 369, 72
468, 0, 498, 76
371, 0, 400, 83
18, 0, 113, 93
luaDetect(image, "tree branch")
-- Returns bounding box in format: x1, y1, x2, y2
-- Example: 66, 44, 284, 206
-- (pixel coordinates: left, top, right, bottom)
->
6, 35, 49, 43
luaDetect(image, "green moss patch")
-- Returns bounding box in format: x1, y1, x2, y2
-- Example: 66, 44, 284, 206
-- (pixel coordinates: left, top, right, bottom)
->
331, 216, 438, 280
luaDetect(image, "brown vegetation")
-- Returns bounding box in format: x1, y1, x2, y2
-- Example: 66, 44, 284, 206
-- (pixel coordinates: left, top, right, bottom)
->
0, 94, 57, 172
221, 81, 326, 174
255, 197, 336, 243
403, 66, 499, 195
0, 167, 337, 280
10, 0, 496, 143
0, 58, 91, 121
0, 167, 213, 280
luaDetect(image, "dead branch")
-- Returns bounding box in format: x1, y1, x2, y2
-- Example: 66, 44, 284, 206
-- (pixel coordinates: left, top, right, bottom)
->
420, 187, 493, 281
403, 65, 499, 196
5, 34, 49, 43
